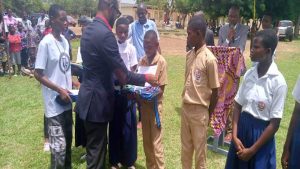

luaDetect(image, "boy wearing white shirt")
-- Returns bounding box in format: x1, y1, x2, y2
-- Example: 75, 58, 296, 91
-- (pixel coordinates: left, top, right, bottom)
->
109, 17, 138, 169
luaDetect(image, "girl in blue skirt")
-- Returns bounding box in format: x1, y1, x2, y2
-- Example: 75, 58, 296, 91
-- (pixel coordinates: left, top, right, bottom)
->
281, 75, 300, 169
225, 29, 288, 169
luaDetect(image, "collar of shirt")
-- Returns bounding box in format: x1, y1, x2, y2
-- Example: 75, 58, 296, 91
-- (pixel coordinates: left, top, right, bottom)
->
193, 44, 207, 57
251, 62, 280, 79
95, 14, 112, 31
141, 52, 160, 65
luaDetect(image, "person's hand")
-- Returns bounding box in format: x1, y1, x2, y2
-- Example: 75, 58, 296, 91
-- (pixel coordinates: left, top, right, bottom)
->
227, 28, 235, 42
237, 147, 255, 161
232, 136, 245, 152
281, 149, 290, 169
145, 74, 159, 86
58, 88, 71, 103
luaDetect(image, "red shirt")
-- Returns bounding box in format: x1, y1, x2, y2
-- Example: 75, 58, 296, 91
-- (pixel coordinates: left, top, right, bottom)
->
43, 28, 52, 36
8, 34, 21, 52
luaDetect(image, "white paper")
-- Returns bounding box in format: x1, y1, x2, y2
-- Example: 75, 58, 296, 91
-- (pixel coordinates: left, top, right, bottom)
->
70, 89, 79, 96
137, 65, 157, 87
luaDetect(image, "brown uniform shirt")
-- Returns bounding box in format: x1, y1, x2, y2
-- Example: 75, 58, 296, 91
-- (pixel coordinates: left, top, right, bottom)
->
182, 45, 220, 108
139, 53, 168, 103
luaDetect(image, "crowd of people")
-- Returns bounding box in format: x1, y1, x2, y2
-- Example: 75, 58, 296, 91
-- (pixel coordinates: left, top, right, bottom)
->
1, 0, 300, 169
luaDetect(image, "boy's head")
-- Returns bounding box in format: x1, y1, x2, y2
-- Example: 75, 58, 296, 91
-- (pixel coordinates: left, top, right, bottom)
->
17, 22, 23, 31
116, 17, 129, 43
187, 15, 207, 48
8, 25, 16, 34
125, 15, 134, 24
143, 30, 159, 59
262, 14, 272, 29
250, 29, 278, 62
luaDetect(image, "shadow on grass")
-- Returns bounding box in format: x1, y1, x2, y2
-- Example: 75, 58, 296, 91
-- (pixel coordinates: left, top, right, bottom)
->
175, 107, 182, 116
71, 146, 146, 169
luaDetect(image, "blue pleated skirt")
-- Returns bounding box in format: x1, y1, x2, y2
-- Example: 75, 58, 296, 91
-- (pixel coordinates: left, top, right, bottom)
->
289, 118, 300, 169
225, 112, 276, 169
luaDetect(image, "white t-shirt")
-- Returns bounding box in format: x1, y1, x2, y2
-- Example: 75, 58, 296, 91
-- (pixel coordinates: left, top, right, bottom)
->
76, 47, 82, 64
117, 40, 138, 71
37, 16, 49, 33
292, 75, 300, 104
35, 34, 72, 118
235, 62, 287, 121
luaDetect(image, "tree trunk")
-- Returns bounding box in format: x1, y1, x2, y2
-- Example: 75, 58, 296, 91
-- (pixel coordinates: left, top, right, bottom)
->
294, 15, 300, 38
182, 13, 187, 29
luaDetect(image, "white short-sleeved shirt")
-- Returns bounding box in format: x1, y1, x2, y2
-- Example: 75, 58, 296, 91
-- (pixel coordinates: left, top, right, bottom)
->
76, 47, 82, 64
35, 34, 72, 118
235, 62, 287, 121
292, 75, 300, 103
117, 40, 138, 71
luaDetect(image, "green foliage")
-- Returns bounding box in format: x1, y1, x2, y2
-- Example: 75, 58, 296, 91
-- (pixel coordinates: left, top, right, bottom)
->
2, 0, 44, 15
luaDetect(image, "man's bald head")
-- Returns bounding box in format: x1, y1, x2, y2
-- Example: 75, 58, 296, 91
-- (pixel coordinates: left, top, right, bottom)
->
228, 5, 240, 25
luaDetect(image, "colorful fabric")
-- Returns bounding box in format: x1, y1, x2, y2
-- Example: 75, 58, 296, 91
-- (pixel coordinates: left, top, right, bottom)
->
124, 85, 161, 128
207, 46, 246, 136
8, 34, 21, 52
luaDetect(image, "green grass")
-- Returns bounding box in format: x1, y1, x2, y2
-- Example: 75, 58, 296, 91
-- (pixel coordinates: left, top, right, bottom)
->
0, 39, 300, 169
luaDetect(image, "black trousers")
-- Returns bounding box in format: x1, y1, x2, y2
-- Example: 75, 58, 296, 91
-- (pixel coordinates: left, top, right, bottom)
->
20, 48, 28, 67
47, 109, 73, 169
84, 120, 108, 169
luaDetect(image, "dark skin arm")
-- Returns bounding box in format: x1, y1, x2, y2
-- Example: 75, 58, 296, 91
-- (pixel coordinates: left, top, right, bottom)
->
34, 69, 71, 102
209, 88, 218, 117
237, 118, 281, 161
232, 101, 245, 152
281, 101, 300, 169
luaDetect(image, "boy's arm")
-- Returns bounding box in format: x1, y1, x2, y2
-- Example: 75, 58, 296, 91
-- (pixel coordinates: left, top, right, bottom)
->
209, 88, 218, 115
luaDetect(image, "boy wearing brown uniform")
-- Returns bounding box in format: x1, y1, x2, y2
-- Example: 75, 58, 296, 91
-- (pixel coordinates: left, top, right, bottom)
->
138, 30, 167, 169
181, 15, 220, 169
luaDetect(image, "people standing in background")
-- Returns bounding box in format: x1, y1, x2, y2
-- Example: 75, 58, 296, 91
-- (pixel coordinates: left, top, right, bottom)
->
62, 22, 76, 61
37, 9, 49, 34
21, 11, 33, 32
128, 3, 160, 61
218, 5, 248, 54
42, 19, 52, 37
8, 25, 21, 76
17, 22, 29, 69
218, 5, 249, 142
4, 9, 17, 31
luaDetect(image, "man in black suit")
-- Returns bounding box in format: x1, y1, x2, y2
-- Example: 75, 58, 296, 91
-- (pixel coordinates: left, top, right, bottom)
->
76, 0, 157, 168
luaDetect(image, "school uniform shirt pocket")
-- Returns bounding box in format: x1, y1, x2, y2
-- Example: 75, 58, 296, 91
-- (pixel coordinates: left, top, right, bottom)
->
193, 68, 207, 87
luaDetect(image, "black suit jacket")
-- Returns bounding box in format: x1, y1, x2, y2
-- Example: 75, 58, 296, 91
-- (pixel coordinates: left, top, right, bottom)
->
77, 17, 145, 123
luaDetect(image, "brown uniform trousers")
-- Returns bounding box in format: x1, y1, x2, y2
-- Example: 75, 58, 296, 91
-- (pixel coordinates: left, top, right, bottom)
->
140, 102, 165, 169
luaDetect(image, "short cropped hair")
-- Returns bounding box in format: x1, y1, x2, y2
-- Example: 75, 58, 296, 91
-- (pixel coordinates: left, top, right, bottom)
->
49, 4, 64, 20
188, 15, 207, 37
98, 0, 118, 11
116, 17, 129, 27
144, 30, 158, 42
255, 29, 278, 55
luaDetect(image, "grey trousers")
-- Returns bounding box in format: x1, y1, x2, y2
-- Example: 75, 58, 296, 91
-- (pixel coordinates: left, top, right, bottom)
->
47, 109, 73, 169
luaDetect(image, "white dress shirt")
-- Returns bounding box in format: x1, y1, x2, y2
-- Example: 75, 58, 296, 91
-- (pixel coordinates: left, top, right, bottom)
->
235, 62, 287, 121
292, 75, 300, 104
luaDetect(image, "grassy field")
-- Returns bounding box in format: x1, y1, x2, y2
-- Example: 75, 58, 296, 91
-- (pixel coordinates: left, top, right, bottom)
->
0, 39, 299, 169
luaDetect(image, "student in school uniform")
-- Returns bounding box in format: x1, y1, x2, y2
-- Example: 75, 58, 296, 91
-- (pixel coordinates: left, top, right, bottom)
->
181, 15, 220, 169
109, 17, 138, 169
225, 29, 288, 169
281, 75, 300, 169
138, 30, 167, 169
